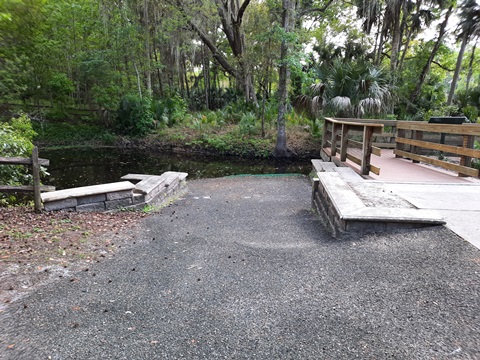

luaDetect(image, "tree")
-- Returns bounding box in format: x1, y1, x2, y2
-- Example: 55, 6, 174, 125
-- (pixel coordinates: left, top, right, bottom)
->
177, 0, 258, 104
294, 60, 392, 118
447, 0, 480, 105
410, 5, 453, 105
275, 0, 296, 157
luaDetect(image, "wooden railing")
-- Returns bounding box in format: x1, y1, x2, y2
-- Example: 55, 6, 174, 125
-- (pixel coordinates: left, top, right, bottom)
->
0, 146, 55, 211
332, 118, 398, 148
321, 117, 384, 175
395, 121, 480, 178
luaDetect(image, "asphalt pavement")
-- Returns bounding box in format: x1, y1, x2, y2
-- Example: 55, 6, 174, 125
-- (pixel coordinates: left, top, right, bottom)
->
1, 175, 479, 359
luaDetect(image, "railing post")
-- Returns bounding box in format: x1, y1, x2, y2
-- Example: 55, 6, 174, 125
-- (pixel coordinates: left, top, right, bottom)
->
459, 135, 475, 177
320, 118, 331, 162
361, 126, 374, 175
340, 124, 349, 162
32, 146, 42, 212
331, 123, 339, 156
321, 118, 329, 150
395, 127, 405, 158
411, 130, 423, 163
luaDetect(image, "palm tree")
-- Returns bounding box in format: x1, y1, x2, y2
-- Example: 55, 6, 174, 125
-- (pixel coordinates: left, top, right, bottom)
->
447, 0, 480, 105
294, 60, 393, 119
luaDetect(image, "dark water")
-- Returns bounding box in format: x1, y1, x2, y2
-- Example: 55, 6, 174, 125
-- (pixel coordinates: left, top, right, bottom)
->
40, 148, 312, 190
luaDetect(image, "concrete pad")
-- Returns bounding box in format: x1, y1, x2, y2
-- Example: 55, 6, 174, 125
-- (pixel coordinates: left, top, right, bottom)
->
333, 167, 364, 182
345, 207, 445, 224
384, 182, 480, 249
318, 172, 365, 214
435, 210, 480, 249
385, 183, 480, 211
312, 159, 337, 172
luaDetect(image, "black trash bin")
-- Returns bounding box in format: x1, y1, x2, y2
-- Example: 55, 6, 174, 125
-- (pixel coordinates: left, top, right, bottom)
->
428, 116, 467, 144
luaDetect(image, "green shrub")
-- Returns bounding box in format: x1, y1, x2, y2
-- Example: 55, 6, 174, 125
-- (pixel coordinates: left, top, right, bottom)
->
33, 122, 108, 144
239, 112, 258, 135
152, 94, 187, 127
115, 95, 154, 136
473, 141, 480, 170
0, 114, 37, 205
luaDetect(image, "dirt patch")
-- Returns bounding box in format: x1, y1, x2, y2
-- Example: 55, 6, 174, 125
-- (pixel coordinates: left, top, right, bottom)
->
0, 206, 150, 310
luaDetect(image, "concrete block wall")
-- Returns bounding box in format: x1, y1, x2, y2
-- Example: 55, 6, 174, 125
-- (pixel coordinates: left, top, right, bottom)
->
42, 172, 188, 212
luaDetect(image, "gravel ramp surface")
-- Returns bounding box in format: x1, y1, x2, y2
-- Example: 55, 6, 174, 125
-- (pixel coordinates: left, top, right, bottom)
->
1, 175, 479, 359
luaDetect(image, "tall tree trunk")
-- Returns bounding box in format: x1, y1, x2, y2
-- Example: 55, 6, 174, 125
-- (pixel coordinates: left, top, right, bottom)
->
275, 0, 295, 158
203, 45, 210, 110
133, 62, 143, 99
390, 6, 402, 72
447, 31, 469, 105
143, 0, 152, 96
466, 43, 476, 92
185, 0, 257, 105
183, 55, 190, 98
410, 6, 453, 105
152, 39, 164, 97
375, 18, 387, 65
398, 27, 414, 73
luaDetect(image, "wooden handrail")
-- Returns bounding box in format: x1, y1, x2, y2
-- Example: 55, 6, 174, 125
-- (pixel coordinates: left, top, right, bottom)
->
321, 117, 384, 175
0, 146, 54, 211
395, 121, 480, 178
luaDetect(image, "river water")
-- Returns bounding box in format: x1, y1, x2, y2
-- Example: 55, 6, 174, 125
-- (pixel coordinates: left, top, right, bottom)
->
40, 148, 312, 190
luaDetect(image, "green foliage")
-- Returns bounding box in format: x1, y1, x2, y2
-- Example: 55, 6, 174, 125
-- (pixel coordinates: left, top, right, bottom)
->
188, 88, 241, 111
33, 121, 115, 145
463, 105, 478, 122
239, 112, 258, 135
473, 141, 480, 169
152, 95, 187, 127
0, 114, 37, 205
115, 95, 154, 136
47, 73, 74, 104
297, 60, 392, 119
193, 133, 272, 158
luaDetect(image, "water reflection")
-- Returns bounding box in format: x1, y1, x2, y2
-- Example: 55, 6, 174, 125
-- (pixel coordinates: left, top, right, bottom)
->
41, 148, 311, 190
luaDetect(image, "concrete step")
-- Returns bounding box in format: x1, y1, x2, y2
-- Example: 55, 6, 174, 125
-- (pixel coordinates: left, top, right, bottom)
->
311, 159, 445, 237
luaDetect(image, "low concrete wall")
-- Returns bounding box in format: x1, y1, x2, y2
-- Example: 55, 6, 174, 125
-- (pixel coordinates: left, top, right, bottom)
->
41, 172, 188, 212
311, 160, 445, 238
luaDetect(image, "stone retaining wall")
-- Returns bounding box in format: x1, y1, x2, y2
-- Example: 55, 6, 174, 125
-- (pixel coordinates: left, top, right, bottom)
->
41, 172, 188, 212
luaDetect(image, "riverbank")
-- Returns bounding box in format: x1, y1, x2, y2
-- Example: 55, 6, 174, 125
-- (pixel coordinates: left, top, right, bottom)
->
32, 121, 321, 159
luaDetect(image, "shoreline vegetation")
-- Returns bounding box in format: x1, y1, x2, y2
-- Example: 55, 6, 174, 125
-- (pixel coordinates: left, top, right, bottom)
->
31, 118, 322, 160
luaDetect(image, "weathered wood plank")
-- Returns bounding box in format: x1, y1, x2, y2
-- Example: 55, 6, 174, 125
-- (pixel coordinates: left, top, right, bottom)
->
340, 124, 349, 161
347, 139, 381, 156
373, 142, 396, 149
32, 147, 42, 212
0, 156, 50, 166
396, 137, 480, 158
0, 185, 55, 193
397, 121, 480, 136
394, 149, 479, 177
374, 132, 395, 138
332, 118, 397, 126
345, 153, 381, 175
41, 181, 135, 203
325, 118, 385, 131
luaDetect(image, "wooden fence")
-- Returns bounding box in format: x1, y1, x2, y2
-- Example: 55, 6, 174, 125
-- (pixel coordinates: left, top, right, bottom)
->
394, 121, 480, 178
321, 117, 384, 175
0, 146, 55, 211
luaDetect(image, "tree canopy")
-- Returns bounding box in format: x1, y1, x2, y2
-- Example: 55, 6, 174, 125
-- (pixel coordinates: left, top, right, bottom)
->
1, 0, 479, 152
